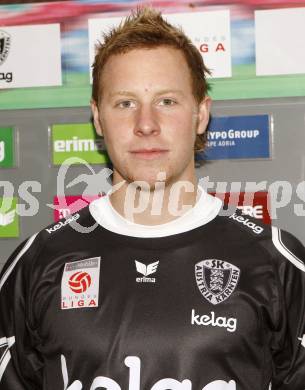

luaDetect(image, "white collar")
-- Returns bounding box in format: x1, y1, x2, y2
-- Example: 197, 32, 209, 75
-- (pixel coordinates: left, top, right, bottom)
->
89, 185, 222, 238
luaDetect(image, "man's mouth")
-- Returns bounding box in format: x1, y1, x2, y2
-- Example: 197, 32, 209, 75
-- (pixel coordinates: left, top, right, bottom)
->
129, 149, 169, 160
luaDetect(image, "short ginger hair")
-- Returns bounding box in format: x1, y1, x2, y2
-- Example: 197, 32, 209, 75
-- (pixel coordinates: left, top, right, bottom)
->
92, 7, 211, 152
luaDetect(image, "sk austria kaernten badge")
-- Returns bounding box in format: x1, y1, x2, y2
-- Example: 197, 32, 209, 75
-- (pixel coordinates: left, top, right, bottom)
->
195, 259, 240, 305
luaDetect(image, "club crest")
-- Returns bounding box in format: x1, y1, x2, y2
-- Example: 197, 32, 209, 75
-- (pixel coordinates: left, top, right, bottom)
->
195, 259, 240, 305
0, 30, 11, 66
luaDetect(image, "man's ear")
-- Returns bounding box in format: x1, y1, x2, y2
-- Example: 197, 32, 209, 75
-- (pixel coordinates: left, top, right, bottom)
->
196, 96, 211, 135
91, 99, 103, 137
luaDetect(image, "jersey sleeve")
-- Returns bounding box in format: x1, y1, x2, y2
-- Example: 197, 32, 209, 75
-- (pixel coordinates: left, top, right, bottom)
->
0, 234, 44, 389
270, 227, 305, 390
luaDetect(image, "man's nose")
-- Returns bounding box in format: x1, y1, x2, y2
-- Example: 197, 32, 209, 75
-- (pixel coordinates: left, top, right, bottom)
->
134, 104, 161, 136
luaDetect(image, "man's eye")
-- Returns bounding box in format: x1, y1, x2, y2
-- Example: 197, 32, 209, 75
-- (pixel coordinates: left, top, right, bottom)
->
117, 101, 135, 108
160, 98, 176, 106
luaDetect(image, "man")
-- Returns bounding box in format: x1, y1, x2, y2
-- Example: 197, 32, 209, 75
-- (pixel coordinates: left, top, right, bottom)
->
0, 8, 305, 390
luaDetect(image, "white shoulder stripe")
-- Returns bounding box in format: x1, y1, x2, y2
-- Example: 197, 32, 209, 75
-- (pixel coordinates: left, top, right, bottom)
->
271, 226, 305, 272
0, 336, 15, 383
61, 355, 68, 390
0, 233, 38, 292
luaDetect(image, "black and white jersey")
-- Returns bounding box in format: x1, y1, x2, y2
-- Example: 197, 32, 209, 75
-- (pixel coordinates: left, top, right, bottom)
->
0, 207, 305, 390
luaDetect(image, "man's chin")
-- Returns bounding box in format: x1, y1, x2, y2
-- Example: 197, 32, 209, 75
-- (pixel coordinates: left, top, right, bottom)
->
124, 168, 168, 188
126, 178, 164, 191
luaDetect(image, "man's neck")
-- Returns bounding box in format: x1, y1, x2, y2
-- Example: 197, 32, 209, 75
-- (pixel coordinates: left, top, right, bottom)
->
109, 178, 200, 226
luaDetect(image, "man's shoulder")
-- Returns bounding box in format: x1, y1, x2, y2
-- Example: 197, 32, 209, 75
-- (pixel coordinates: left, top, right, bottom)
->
35, 205, 99, 251
218, 209, 305, 272
218, 208, 270, 238
1, 206, 96, 279
42, 207, 89, 237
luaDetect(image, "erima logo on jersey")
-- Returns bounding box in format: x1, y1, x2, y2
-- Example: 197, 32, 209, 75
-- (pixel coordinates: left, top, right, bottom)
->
191, 309, 237, 333
46, 213, 80, 234
61, 354, 237, 390
195, 259, 240, 305
61, 257, 100, 310
229, 213, 264, 235
135, 260, 159, 283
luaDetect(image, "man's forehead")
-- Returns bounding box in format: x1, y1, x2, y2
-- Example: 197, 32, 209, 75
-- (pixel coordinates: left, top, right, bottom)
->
103, 46, 188, 74
99, 47, 194, 100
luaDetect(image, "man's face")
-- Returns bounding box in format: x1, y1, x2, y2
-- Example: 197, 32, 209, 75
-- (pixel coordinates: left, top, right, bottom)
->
92, 46, 210, 188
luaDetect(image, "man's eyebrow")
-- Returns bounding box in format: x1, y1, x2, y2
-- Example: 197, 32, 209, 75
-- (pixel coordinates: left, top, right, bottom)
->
109, 89, 186, 98
109, 91, 137, 98
155, 89, 185, 97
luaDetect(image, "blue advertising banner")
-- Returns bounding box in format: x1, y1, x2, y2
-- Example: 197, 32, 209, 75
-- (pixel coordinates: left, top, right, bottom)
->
200, 114, 270, 160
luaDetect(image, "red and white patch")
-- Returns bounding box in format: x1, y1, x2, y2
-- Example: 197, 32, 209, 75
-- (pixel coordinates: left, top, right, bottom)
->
61, 257, 100, 310
68, 271, 92, 293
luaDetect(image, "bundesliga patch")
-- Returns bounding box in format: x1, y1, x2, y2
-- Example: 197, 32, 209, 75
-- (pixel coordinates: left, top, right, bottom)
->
61, 257, 101, 310
195, 259, 240, 305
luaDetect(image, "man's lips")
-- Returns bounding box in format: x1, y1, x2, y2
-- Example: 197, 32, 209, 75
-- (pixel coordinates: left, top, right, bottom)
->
129, 149, 169, 160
